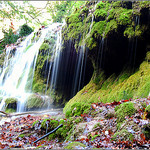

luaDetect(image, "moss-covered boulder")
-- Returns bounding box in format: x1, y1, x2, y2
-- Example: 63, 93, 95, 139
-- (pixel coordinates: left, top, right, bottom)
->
65, 102, 91, 118
64, 142, 86, 149
115, 102, 136, 123
25, 94, 52, 110
112, 129, 134, 141
4, 97, 18, 111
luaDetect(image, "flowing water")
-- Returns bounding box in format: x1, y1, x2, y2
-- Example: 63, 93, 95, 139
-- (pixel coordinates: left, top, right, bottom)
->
0, 23, 62, 112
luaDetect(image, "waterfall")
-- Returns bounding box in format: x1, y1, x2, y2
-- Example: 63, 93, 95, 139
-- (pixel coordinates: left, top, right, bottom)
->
0, 24, 62, 112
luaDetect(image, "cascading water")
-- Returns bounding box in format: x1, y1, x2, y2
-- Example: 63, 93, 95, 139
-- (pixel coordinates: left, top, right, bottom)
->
44, 25, 62, 95
0, 24, 62, 112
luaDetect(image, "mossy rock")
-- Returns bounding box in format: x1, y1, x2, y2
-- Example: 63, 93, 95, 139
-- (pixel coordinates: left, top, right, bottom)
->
5, 97, 18, 110
5, 108, 16, 113
25, 94, 49, 110
115, 102, 136, 123
41, 119, 59, 131
65, 102, 91, 118
112, 129, 134, 141
64, 142, 86, 149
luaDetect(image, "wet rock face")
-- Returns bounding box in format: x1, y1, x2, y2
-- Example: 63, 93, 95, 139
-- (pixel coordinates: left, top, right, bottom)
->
53, 40, 94, 101
62, 1, 150, 78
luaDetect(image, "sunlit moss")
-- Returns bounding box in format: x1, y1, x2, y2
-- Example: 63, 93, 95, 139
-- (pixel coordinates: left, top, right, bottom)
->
115, 102, 136, 122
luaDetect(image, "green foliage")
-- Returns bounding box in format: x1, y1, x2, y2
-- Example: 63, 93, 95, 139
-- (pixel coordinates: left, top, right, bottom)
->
47, 1, 85, 23
3, 28, 19, 45
115, 102, 136, 123
19, 24, 33, 37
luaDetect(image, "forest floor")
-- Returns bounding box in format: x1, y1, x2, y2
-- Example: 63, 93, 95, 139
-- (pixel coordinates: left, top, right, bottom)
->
0, 98, 150, 149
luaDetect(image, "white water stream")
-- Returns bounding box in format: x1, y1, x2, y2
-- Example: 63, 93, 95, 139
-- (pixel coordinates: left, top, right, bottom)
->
0, 23, 62, 112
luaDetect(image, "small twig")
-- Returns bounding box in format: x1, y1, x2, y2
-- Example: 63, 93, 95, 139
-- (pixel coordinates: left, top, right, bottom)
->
0, 111, 10, 117
33, 124, 63, 143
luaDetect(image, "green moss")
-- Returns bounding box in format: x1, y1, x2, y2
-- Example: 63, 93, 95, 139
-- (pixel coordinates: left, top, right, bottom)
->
32, 120, 39, 127
39, 43, 49, 51
5, 108, 16, 113
41, 119, 59, 131
32, 80, 46, 94
91, 21, 106, 38
64, 142, 86, 149
96, 1, 105, 9
115, 102, 136, 123
105, 20, 118, 37
124, 26, 135, 38
66, 13, 81, 24
80, 7, 89, 17
26, 94, 44, 109
65, 102, 91, 118
112, 1, 122, 8
74, 117, 83, 124
117, 9, 133, 25
112, 129, 134, 141
18, 134, 25, 138
145, 51, 150, 61
94, 9, 107, 20
5, 97, 18, 104
48, 133, 56, 141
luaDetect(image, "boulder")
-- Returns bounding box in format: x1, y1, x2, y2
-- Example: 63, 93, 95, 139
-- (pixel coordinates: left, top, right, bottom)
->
25, 93, 53, 110
5, 97, 18, 109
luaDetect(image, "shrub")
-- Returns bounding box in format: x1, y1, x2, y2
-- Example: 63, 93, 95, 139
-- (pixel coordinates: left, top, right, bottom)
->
2, 28, 19, 45
19, 24, 33, 37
